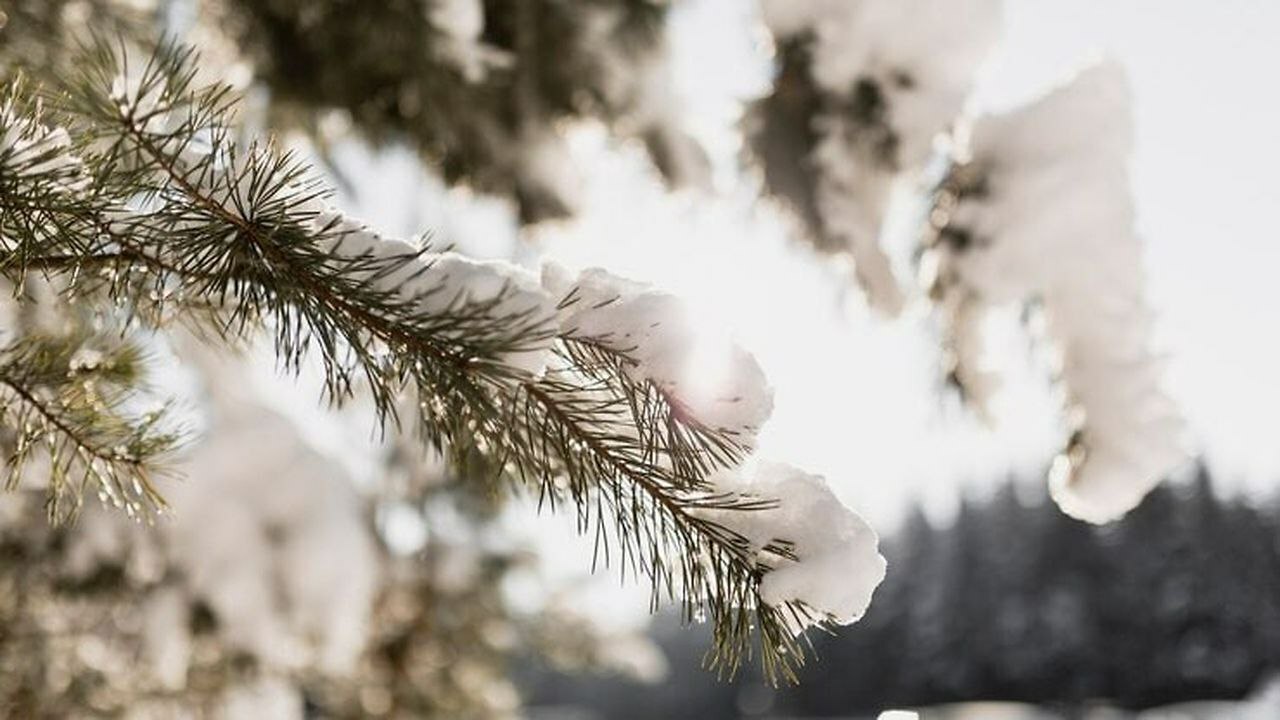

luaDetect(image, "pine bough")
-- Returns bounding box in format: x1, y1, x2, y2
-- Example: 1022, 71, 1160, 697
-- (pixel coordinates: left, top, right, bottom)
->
0, 41, 884, 682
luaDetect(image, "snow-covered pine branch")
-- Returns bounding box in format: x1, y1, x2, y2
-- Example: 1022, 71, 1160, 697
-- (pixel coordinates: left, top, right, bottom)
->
751, 1, 1185, 524
923, 61, 1189, 523
0, 40, 885, 682
751, 0, 1001, 314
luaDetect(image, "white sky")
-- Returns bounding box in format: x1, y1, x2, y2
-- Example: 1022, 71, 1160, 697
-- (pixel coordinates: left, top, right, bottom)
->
325, 0, 1280, 533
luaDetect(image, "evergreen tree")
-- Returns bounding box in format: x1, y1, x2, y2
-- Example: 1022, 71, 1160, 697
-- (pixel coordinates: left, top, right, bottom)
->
216, 0, 707, 223
0, 3, 893, 712
0, 0, 1241, 715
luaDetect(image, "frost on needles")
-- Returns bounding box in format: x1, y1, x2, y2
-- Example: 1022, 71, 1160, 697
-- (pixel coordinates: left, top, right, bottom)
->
0, 40, 884, 682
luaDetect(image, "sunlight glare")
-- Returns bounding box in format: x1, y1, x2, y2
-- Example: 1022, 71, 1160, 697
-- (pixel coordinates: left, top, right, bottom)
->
680, 313, 739, 409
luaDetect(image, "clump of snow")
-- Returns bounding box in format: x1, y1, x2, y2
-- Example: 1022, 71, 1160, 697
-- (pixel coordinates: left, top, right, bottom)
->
598, 47, 709, 190
165, 403, 380, 675
542, 263, 774, 444
218, 676, 303, 720
574, 4, 709, 191
700, 460, 886, 631
428, 0, 507, 81
758, 1, 828, 39
62, 496, 164, 583
939, 294, 1001, 414
760, 0, 1001, 172
0, 110, 87, 191
759, 0, 1001, 314
928, 60, 1187, 523
110, 61, 170, 132
595, 632, 670, 684
415, 252, 558, 375
307, 205, 559, 377
515, 128, 583, 222
427, 0, 483, 45
142, 587, 193, 690
55, 401, 381, 684
626, 59, 711, 190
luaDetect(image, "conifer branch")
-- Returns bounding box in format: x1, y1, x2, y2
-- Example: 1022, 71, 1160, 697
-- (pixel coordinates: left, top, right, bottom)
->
0, 333, 178, 522
0, 39, 828, 681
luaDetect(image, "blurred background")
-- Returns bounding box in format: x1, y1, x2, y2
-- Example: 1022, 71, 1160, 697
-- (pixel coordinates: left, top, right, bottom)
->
2, 0, 1279, 718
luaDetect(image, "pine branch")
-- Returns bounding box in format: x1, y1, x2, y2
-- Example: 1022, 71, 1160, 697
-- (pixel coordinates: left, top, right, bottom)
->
512, 352, 816, 680
0, 333, 179, 522
0, 39, 830, 681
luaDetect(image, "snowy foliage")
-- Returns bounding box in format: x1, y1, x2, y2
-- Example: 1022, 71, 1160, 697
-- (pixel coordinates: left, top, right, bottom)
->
0, 105, 85, 191
223, 0, 705, 223
64, 403, 380, 680
698, 460, 885, 633
168, 405, 378, 675
564, 2, 709, 191
0, 32, 890, 682
428, 0, 484, 44
307, 203, 560, 377
543, 263, 774, 445
756, 0, 1001, 313
1, 2, 1216, 704
426, 0, 493, 80
301, 207, 780, 435
925, 61, 1187, 523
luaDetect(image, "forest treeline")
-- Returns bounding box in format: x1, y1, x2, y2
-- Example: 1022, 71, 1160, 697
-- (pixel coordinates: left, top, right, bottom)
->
526, 465, 1280, 718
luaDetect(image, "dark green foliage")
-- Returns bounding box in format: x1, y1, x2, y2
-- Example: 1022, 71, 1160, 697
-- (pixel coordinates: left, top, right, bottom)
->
744, 37, 829, 249
222, 0, 701, 223
744, 34, 900, 255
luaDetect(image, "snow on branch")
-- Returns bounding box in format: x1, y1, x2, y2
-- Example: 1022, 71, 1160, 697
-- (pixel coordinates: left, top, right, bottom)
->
923, 61, 1188, 523
697, 461, 886, 634
543, 264, 774, 445
752, 0, 1001, 314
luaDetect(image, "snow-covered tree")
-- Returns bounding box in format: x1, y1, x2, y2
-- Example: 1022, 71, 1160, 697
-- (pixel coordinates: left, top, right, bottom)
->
0, 3, 887, 711
747, 0, 1188, 522
922, 61, 1186, 522
748, 0, 1001, 315
1, 0, 1199, 713
215, 0, 708, 223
